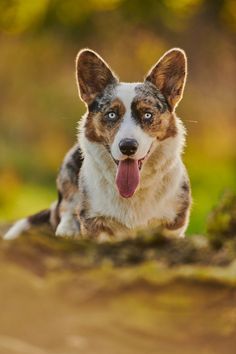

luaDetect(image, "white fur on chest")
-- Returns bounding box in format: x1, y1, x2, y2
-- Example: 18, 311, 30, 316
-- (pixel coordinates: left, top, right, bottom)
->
79, 129, 185, 229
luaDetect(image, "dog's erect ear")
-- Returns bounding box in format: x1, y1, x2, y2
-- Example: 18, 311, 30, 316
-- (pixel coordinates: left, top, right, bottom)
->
145, 48, 187, 111
76, 49, 118, 105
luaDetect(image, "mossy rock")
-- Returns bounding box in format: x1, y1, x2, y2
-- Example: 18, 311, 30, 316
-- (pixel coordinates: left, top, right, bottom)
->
1, 194, 236, 354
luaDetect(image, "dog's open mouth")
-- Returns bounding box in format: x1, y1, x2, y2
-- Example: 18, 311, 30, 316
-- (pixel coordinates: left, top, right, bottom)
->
114, 156, 146, 171
114, 149, 151, 199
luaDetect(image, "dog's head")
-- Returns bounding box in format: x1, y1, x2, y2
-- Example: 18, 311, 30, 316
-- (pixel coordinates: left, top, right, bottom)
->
76, 48, 187, 198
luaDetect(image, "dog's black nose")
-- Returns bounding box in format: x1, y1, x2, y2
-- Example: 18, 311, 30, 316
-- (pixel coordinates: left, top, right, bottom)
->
119, 138, 138, 156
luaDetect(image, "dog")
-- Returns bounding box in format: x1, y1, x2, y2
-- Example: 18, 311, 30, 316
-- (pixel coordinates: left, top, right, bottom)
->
4, 48, 191, 240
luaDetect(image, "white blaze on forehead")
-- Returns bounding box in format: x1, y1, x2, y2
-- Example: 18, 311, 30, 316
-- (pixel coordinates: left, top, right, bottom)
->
116, 82, 139, 108
111, 82, 154, 161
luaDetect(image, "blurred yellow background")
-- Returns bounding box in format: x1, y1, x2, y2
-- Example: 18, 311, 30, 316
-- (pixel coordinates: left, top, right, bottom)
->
0, 0, 235, 234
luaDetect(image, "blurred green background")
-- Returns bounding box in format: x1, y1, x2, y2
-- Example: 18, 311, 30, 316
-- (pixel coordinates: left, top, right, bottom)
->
0, 0, 235, 234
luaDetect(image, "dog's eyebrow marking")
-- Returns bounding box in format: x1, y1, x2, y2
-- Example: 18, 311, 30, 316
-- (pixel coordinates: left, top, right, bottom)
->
104, 98, 126, 115
134, 82, 168, 113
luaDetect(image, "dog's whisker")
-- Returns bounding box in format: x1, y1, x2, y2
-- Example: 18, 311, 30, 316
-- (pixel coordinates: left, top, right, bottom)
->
185, 120, 198, 124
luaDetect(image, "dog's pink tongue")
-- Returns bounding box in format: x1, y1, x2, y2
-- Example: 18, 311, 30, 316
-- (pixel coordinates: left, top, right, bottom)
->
116, 159, 140, 198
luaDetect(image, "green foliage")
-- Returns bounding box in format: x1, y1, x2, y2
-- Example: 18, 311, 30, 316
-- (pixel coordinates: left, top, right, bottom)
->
207, 191, 236, 248
0, 0, 235, 35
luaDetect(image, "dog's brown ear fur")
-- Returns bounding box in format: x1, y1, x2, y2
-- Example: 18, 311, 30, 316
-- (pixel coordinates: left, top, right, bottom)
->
145, 48, 187, 111
76, 49, 118, 105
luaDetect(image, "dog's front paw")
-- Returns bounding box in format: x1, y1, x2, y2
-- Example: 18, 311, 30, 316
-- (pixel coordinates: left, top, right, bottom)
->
55, 216, 80, 238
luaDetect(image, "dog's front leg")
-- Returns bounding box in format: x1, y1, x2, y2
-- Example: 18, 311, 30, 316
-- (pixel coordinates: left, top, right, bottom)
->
54, 144, 83, 238
55, 213, 80, 238
55, 190, 80, 237
55, 192, 81, 238
162, 207, 190, 238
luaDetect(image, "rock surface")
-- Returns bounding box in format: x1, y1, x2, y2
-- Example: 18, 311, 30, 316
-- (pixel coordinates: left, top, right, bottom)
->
0, 192, 236, 354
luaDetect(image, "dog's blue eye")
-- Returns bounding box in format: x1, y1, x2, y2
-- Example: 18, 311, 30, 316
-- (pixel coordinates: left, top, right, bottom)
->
107, 112, 117, 120
144, 112, 152, 120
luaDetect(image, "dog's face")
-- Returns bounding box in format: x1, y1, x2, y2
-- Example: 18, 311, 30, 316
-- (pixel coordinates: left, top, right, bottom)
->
76, 48, 187, 198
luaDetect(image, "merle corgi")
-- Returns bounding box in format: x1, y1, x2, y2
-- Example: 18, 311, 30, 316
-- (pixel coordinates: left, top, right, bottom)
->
4, 48, 191, 240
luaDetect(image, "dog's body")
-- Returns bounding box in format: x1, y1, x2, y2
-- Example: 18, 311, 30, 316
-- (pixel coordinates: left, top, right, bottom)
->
4, 48, 191, 240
